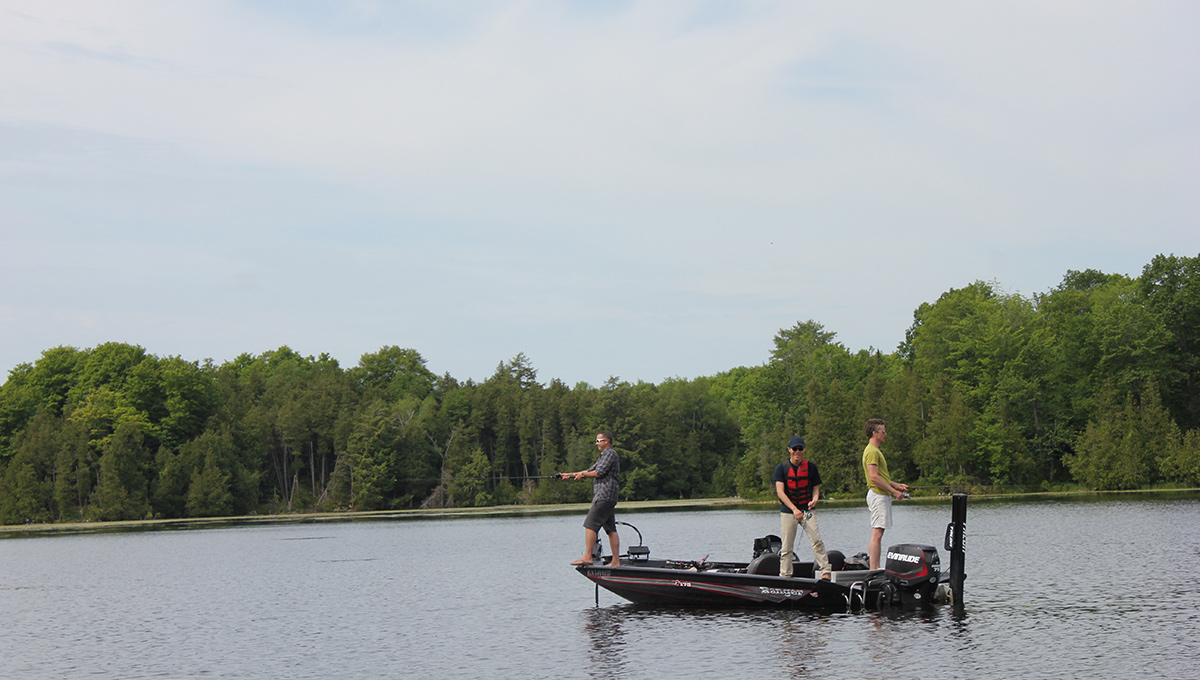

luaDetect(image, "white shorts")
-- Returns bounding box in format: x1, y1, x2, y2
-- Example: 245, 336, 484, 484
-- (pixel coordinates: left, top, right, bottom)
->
867, 490, 892, 530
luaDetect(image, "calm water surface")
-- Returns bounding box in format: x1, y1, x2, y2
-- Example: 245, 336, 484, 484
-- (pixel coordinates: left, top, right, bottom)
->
2, 496, 1198, 679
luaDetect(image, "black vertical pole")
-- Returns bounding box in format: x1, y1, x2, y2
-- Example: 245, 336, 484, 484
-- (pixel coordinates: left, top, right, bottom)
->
946, 493, 967, 605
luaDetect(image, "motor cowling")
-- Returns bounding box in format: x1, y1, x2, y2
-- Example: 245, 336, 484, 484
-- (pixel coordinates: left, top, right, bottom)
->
885, 544, 941, 600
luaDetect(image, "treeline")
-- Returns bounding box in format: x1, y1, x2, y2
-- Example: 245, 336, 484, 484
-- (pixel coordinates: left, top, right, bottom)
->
1, 253, 1198, 524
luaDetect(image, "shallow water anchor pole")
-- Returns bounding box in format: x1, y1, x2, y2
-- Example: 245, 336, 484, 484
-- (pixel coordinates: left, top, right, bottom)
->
945, 493, 968, 604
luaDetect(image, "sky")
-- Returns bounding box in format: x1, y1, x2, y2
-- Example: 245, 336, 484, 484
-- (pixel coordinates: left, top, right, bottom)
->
2, 1, 1198, 387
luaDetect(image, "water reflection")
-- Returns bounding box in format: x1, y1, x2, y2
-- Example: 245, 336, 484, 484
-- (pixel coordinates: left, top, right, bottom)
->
776, 611, 828, 678
583, 607, 628, 679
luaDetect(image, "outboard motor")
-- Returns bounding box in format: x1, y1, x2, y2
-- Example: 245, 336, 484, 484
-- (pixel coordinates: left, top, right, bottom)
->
881, 543, 941, 607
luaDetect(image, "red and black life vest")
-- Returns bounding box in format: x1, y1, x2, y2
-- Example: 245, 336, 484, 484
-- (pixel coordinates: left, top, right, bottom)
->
784, 460, 815, 506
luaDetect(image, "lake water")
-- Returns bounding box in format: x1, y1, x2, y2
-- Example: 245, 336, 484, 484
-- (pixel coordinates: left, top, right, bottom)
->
2, 495, 1198, 679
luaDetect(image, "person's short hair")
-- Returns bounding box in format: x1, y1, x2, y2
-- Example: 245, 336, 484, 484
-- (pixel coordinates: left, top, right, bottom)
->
597, 430, 614, 445
865, 418, 885, 438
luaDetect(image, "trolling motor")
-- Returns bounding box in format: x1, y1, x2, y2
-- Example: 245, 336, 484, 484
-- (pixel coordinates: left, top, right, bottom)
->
620, 521, 650, 561
590, 520, 650, 563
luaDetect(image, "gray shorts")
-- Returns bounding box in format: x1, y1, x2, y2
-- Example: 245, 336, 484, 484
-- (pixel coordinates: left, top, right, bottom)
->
584, 499, 618, 534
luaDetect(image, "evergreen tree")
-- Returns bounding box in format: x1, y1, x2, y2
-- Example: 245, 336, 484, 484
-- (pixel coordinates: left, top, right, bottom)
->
92, 421, 151, 520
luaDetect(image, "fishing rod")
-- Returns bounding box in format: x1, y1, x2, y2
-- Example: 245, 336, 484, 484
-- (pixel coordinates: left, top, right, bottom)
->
387, 473, 575, 483
904, 483, 1034, 491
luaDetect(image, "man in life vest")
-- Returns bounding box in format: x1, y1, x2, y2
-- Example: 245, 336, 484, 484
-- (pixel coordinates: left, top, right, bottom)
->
773, 436, 832, 579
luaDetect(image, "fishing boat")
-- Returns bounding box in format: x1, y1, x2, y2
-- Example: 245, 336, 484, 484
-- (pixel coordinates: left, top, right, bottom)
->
576, 493, 967, 611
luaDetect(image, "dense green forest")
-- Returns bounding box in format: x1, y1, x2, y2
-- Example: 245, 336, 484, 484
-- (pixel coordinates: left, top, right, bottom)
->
1, 253, 1198, 524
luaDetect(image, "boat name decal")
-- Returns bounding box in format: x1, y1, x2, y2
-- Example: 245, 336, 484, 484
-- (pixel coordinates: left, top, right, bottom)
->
674, 580, 693, 587
887, 551, 921, 564
758, 587, 810, 598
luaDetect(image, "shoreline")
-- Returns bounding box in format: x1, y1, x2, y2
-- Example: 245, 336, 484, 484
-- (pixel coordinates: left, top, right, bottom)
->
3, 487, 1197, 539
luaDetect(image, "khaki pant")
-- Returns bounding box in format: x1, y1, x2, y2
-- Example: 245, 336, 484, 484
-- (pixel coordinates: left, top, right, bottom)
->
779, 511, 831, 578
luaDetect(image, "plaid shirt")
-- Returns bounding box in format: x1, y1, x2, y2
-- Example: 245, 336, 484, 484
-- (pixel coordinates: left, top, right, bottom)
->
588, 446, 620, 502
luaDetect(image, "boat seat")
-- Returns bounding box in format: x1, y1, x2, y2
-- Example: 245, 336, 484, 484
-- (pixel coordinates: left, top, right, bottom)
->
791, 562, 816, 579
747, 552, 780, 575
746, 552, 803, 576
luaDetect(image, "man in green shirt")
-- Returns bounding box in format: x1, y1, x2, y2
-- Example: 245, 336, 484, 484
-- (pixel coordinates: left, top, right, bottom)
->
862, 418, 908, 570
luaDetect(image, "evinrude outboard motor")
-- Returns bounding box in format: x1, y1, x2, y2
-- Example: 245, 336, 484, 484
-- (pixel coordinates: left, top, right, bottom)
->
881, 543, 941, 607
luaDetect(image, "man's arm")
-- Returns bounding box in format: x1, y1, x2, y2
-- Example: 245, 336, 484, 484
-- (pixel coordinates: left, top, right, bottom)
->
867, 464, 907, 499
776, 480, 807, 518
775, 481, 794, 509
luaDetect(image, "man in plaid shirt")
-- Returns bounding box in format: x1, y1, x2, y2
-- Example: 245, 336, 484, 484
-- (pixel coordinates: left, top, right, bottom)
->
567, 430, 621, 566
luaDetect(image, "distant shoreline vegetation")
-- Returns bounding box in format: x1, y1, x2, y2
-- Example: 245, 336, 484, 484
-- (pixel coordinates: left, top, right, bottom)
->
1, 253, 1198, 526
4, 488, 1197, 539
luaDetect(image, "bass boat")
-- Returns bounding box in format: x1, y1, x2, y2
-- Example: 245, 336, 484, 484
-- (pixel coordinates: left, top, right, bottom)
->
576, 493, 967, 611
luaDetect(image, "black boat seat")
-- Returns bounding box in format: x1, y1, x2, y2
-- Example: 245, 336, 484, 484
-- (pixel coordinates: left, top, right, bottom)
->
746, 552, 803, 576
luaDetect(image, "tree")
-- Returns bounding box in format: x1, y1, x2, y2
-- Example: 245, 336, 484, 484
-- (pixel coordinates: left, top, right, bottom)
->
0, 411, 58, 523
0, 346, 86, 460
156, 357, 219, 451
1066, 381, 1176, 489
53, 416, 93, 520
1140, 253, 1200, 430
804, 378, 862, 494
153, 445, 195, 519
1160, 429, 1200, 486
173, 427, 259, 517
761, 321, 848, 430
186, 446, 235, 518
1087, 278, 1172, 397
905, 281, 1060, 485
345, 397, 437, 510
352, 346, 436, 402
911, 376, 976, 483
447, 446, 493, 507
91, 421, 151, 520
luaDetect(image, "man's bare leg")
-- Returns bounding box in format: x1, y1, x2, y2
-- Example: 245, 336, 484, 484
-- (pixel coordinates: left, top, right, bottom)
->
571, 527, 600, 565
869, 527, 885, 570
607, 529, 621, 567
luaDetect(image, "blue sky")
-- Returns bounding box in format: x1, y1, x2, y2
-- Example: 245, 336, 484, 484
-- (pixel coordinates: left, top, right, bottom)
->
2, 1, 1197, 386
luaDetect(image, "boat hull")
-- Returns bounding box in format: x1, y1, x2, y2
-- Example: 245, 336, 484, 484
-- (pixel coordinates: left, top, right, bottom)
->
576, 561, 879, 610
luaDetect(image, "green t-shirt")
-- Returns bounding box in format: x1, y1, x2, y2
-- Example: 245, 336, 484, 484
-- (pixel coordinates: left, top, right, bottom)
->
862, 443, 891, 494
